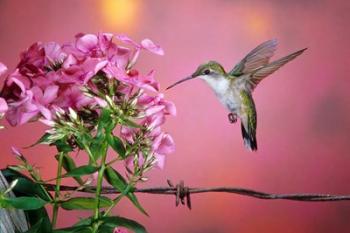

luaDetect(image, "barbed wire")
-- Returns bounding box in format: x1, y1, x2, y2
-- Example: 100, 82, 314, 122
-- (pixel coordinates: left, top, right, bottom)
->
45, 180, 350, 209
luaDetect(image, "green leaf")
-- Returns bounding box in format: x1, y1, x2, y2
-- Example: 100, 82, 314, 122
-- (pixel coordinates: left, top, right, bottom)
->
55, 139, 73, 152
100, 109, 112, 124
98, 109, 115, 133
16, 177, 51, 201
1, 168, 51, 201
126, 192, 148, 216
107, 134, 126, 158
23, 219, 43, 233
56, 154, 84, 185
99, 216, 147, 233
61, 196, 112, 210
63, 165, 99, 178
25, 207, 52, 233
73, 217, 92, 227
1, 168, 52, 232
26, 133, 51, 148
104, 167, 148, 215
104, 167, 127, 193
53, 225, 92, 233
96, 225, 114, 233
76, 133, 93, 149
1, 196, 47, 210
90, 134, 106, 161
120, 118, 142, 128
98, 109, 112, 133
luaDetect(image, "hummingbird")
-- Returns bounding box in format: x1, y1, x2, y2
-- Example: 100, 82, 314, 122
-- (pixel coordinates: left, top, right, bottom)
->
166, 40, 307, 151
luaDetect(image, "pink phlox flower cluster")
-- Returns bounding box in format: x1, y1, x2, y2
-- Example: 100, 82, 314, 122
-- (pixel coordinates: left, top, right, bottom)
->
0, 33, 166, 126
0, 32, 175, 169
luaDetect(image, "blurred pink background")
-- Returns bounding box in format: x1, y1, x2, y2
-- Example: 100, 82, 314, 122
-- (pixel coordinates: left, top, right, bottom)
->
1, 0, 350, 232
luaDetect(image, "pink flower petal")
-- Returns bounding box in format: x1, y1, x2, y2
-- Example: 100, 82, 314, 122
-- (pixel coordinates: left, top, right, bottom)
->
98, 32, 114, 52
120, 126, 135, 143
103, 63, 130, 83
62, 54, 77, 68
75, 95, 94, 109
76, 34, 98, 53
44, 42, 66, 63
43, 85, 59, 104
114, 47, 130, 69
62, 42, 86, 60
156, 133, 175, 155
11, 146, 22, 157
82, 58, 108, 74
81, 58, 108, 83
141, 39, 164, 55
163, 100, 177, 116
9, 78, 26, 94
93, 97, 107, 107
0, 62, 8, 76
148, 113, 165, 129
38, 105, 52, 120
31, 86, 44, 101
151, 132, 163, 151
137, 70, 160, 92
154, 153, 165, 169
113, 227, 129, 233
128, 49, 141, 68
0, 98, 8, 113
39, 118, 55, 127
115, 35, 140, 48
18, 110, 39, 125
148, 126, 162, 137
145, 105, 165, 116
137, 93, 154, 106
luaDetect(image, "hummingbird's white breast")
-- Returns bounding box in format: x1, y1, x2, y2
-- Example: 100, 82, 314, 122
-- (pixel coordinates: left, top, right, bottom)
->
201, 75, 229, 95
200, 74, 241, 113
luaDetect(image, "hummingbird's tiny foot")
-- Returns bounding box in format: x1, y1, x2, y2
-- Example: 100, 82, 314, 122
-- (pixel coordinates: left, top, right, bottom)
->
228, 113, 237, 124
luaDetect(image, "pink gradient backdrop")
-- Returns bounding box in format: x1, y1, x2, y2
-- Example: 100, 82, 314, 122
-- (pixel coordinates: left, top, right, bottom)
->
1, 0, 350, 232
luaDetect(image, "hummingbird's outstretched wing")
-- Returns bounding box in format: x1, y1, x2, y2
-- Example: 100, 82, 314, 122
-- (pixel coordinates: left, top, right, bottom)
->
229, 39, 278, 77
242, 48, 307, 91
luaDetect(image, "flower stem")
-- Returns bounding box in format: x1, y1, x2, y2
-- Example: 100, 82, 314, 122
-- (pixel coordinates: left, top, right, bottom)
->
52, 152, 64, 228
92, 142, 108, 232
83, 144, 97, 166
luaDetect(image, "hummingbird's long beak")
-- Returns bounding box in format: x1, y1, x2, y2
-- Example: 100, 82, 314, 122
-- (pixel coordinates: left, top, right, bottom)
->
166, 75, 196, 90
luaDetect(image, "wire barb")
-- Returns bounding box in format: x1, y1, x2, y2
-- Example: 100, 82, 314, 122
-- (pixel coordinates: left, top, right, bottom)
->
167, 180, 191, 209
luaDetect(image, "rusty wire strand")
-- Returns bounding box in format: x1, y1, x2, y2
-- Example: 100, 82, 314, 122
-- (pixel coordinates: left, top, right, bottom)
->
44, 180, 350, 209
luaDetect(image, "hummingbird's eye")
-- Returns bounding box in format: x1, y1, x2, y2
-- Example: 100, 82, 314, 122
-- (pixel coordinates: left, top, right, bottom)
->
203, 69, 211, 75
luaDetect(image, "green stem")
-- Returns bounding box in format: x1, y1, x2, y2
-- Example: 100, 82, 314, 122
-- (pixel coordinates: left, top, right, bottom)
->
83, 144, 97, 166
92, 143, 108, 233
52, 152, 64, 228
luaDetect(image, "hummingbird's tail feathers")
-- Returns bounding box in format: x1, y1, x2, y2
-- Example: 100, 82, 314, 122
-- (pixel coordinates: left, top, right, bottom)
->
244, 48, 307, 91
241, 123, 257, 151
239, 90, 257, 151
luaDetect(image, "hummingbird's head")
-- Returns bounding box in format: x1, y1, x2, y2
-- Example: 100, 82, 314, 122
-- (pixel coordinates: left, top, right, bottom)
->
166, 61, 226, 90
192, 61, 226, 78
